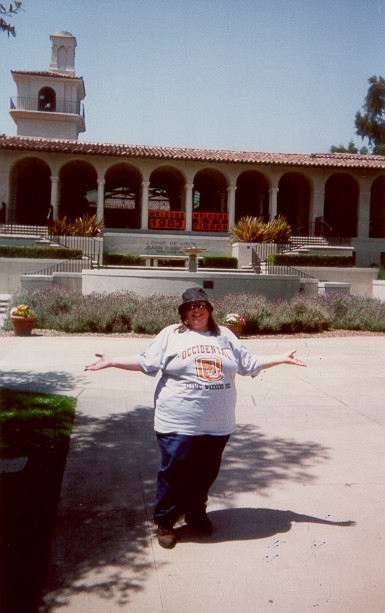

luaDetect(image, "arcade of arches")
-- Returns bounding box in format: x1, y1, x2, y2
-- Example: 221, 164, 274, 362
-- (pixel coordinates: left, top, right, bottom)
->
6, 156, 385, 239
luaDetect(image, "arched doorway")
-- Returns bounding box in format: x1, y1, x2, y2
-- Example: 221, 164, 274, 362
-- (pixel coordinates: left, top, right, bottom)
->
370, 175, 385, 238
235, 171, 269, 222
193, 168, 228, 232
277, 173, 310, 232
59, 161, 97, 221
148, 166, 186, 231
10, 157, 51, 224
38, 87, 56, 112
104, 163, 142, 229
324, 174, 358, 237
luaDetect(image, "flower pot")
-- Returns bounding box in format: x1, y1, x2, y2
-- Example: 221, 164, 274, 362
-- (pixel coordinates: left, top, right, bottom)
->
223, 323, 243, 338
10, 316, 36, 336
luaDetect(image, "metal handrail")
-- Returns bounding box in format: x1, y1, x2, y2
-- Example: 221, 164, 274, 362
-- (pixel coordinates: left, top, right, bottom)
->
10, 96, 85, 116
261, 263, 317, 279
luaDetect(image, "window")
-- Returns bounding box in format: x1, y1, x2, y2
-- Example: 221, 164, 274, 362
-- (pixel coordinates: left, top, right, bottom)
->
38, 87, 56, 112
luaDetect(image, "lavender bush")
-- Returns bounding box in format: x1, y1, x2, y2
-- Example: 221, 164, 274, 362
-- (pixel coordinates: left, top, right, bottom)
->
4, 288, 385, 334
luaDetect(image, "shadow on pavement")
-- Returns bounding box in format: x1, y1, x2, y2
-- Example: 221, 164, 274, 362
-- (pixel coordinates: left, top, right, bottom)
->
0, 369, 86, 394
40, 404, 336, 610
177, 507, 356, 543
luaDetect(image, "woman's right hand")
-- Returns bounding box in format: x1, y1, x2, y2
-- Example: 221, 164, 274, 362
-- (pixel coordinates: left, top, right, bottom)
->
84, 353, 111, 371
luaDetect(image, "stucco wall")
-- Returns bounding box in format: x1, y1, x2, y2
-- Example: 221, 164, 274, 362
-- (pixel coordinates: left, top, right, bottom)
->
81, 268, 301, 302
373, 281, 385, 302
293, 267, 378, 297
0, 258, 62, 293
103, 232, 232, 257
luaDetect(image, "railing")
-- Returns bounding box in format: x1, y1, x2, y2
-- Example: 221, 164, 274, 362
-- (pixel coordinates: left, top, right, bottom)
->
49, 234, 102, 267
10, 96, 85, 117
292, 220, 351, 246
30, 257, 92, 276
0, 223, 49, 236
261, 263, 317, 279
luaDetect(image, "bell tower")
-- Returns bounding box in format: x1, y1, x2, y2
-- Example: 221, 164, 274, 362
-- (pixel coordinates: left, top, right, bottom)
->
9, 31, 86, 140
49, 31, 76, 75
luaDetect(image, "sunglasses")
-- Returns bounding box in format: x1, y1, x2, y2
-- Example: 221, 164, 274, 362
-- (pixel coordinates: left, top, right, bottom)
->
186, 301, 208, 310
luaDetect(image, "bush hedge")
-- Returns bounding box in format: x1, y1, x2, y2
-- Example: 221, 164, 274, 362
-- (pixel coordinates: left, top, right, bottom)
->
201, 256, 238, 269
267, 253, 354, 267
4, 288, 385, 334
103, 253, 144, 266
0, 245, 83, 259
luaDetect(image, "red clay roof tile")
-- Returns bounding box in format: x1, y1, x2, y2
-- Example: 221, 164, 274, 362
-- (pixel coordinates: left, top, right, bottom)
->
1, 134, 384, 170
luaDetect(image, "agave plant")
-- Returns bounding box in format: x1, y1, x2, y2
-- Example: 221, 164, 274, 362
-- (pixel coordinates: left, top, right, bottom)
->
52, 214, 105, 236
230, 216, 266, 243
264, 215, 292, 244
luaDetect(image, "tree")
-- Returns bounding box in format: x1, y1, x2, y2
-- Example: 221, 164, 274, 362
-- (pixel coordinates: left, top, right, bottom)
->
0, 2, 23, 37
355, 75, 385, 155
330, 75, 385, 156
330, 140, 368, 155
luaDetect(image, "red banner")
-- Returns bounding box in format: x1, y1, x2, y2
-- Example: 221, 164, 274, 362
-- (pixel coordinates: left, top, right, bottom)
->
149, 210, 186, 230
192, 212, 228, 232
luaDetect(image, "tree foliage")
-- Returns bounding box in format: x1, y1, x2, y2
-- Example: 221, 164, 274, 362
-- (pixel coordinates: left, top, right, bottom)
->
355, 75, 385, 155
0, 2, 23, 37
330, 75, 385, 156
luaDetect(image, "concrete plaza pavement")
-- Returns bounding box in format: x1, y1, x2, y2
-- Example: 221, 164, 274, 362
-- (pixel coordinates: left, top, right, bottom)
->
1, 332, 385, 612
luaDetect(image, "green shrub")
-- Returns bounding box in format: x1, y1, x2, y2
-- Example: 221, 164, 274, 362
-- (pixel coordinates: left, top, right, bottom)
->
103, 253, 144, 266
0, 245, 82, 259
130, 293, 180, 333
267, 253, 354, 267
319, 294, 385, 331
157, 259, 185, 267
201, 256, 238, 269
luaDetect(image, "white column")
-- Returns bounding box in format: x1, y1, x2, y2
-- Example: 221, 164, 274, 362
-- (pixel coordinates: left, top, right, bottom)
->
268, 187, 279, 220
309, 176, 326, 223
357, 177, 372, 239
141, 180, 150, 230
227, 185, 237, 229
97, 178, 105, 220
50, 175, 60, 220
184, 183, 194, 231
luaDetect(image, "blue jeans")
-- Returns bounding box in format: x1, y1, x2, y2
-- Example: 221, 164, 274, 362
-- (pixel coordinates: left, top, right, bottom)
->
154, 432, 230, 527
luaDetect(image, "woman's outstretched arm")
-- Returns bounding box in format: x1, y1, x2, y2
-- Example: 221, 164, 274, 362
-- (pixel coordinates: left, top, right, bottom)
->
259, 349, 307, 370
85, 353, 142, 371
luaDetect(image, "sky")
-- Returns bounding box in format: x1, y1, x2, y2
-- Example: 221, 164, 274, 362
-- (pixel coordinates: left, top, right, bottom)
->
1, 0, 384, 154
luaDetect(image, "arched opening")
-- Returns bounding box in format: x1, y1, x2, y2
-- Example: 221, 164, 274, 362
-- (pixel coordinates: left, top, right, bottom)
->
370, 175, 385, 238
104, 163, 142, 229
193, 169, 228, 232
148, 166, 185, 230
38, 87, 56, 112
277, 173, 310, 232
10, 158, 51, 224
235, 171, 269, 223
324, 174, 358, 237
59, 161, 97, 221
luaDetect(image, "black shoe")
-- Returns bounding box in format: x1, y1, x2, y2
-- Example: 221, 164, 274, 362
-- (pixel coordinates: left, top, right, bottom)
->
185, 513, 213, 535
157, 525, 177, 549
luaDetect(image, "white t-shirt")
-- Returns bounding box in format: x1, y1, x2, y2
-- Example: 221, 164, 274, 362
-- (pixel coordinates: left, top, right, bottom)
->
137, 324, 262, 436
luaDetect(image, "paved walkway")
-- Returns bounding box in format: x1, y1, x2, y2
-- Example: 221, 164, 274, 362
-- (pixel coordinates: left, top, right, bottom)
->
1, 334, 385, 612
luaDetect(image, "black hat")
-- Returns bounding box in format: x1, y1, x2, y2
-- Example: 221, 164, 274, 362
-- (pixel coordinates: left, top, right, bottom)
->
178, 287, 213, 315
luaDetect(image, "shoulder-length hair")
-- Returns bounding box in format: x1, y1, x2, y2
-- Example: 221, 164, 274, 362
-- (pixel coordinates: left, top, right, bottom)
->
177, 307, 220, 336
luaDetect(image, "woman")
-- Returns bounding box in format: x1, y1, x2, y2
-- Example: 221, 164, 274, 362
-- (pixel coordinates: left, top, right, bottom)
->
85, 287, 306, 549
